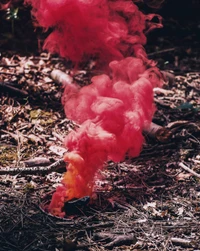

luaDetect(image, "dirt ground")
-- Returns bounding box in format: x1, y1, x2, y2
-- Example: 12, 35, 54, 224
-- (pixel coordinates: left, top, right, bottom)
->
0, 4, 200, 251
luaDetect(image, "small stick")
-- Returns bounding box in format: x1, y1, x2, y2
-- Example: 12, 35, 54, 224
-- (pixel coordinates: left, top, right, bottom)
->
171, 237, 192, 248
0, 82, 28, 96
0, 159, 66, 175
84, 222, 114, 231
148, 48, 175, 56
52, 131, 64, 143
178, 162, 200, 178
94, 233, 137, 248
24, 157, 52, 167
0, 64, 19, 68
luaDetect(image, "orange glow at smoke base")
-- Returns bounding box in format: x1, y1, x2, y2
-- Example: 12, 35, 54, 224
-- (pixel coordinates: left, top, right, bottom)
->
26, 0, 163, 217
49, 152, 94, 216
62, 152, 94, 199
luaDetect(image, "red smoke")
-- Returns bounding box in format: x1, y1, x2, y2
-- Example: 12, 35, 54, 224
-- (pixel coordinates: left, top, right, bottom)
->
26, 0, 162, 67
26, 0, 163, 216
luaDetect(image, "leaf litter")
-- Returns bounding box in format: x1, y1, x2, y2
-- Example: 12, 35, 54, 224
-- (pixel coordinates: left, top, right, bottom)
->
0, 26, 200, 251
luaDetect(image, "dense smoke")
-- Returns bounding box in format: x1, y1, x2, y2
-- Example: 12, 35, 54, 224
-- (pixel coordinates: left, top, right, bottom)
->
26, 0, 163, 216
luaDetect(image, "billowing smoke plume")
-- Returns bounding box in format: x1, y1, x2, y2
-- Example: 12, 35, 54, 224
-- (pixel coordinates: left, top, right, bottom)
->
26, 0, 162, 67
26, 0, 163, 216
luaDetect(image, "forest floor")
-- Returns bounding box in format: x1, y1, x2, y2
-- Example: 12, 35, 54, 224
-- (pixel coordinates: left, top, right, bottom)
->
0, 14, 200, 251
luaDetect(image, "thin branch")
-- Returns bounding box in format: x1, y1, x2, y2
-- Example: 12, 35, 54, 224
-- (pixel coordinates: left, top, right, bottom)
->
0, 159, 66, 175
171, 237, 193, 248
0, 82, 28, 96
178, 162, 200, 178
0, 64, 19, 68
94, 233, 137, 248
148, 48, 175, 56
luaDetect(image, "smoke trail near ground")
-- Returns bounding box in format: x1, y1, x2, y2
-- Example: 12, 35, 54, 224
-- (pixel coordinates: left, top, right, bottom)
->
26, 0, 163, 216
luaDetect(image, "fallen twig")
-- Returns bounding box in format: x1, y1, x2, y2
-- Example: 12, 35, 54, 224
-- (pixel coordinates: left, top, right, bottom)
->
0, 82, 28, 96
154, 87, 174, 95
23, 157, 52, 167
0, 159, 66, 175
148, 48, 175, 56
0, 64, 19, 68
84, 222, 114, 231
171, 237, 193, 248
166, 120, 189, 129
1, 129, 25, 143
94, 232, 137, 248
178, 162, 200, 178
52, 131, 64, 143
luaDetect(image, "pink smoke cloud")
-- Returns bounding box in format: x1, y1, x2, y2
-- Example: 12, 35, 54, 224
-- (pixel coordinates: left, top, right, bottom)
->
26, 0, 162, 67
26, 0, 163, 216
